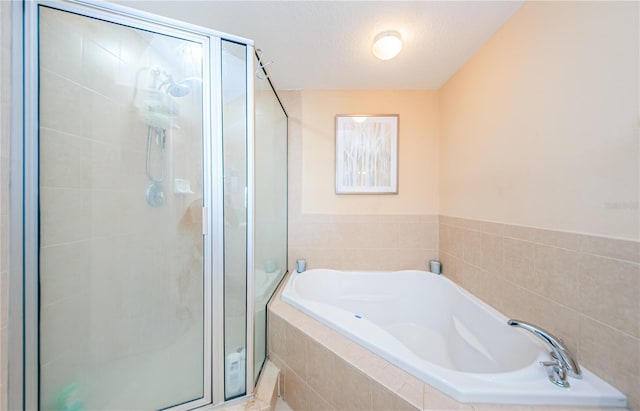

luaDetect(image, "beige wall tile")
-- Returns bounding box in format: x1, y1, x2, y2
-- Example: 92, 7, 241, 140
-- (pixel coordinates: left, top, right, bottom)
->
498, 281, 579, 354
480, 233, 503, 275
39, 69, 85, 136
376, 363, 411, 392
466, 267, 503, 310
39, 187, 92, 247
334, 359, 373, 411
455, 217, 485, 232
503, 238, 535, 286
329, 338, 366, 367
502, 224, 536, 242
462, 229, 483, 267
372, 381, 418, 411
268, 313, 286, 361
289, 214, 438, 272
39, 8, 83, 80
354, 350, 390, 380
579, 317, 639, 410
578, 254, 640, 338
80, 39, 120, 102
306, 338, 336, 408
420, 215, 439, 223
423, 383, 473, 410
448, 226, 465, 258
578, 234, 640, 264
287, 247, 342, 272
303, 319, 332, 345
39, 242, 91, 306
291, 222, 345, 249
39, 128, 91, 188
284, 322, 308, 381
396, 378, 423, 410
534, 229, 578, 250
268, 353, 285, 377
397, 220, 438, 250
454, 261, 484, 298
439, 215, 455, 226
480, 221, 504, 236
395, 248, 437, 271
439, 223, 451, 253
481, 276, 512, 315
534, 245, 579, 309
338, 248, 399, 271
353, 221, 400, 249
439, 252, 462, 284
283, 365, 308, 411
307, 385, 335, 411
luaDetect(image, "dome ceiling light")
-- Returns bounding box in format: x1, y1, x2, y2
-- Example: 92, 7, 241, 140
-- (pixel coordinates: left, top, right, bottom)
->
372, 31, 402, 60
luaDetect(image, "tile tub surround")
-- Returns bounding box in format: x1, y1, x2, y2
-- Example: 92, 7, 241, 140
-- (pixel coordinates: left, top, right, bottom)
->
267, 278, 627, 411
288, 214, 439, 274
439, 216, 639, 410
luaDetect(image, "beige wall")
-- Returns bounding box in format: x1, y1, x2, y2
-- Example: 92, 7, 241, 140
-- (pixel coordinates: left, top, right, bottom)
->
300, 90, 439, 215
439, 1, 639, 241
282, 90, 439, 273
438, 2, 640, 409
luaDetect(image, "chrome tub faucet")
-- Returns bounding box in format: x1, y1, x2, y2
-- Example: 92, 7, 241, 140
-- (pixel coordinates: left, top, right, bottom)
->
508, 319, 582, 388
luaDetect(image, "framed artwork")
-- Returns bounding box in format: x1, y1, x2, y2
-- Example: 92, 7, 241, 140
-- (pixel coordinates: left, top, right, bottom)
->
335, 114, 398, 194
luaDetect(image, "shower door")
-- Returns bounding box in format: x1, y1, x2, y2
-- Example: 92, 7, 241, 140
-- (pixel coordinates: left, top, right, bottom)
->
33, 3, 213, 410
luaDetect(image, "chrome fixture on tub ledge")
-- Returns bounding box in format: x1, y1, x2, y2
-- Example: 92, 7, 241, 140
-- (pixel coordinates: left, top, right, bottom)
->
508, 319, 582, 388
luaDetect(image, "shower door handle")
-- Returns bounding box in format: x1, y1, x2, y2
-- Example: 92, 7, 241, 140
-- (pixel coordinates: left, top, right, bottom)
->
202, 206, 209, 235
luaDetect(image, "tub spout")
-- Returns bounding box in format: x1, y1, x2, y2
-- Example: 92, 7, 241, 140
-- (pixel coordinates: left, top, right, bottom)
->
508, 319, 582, 388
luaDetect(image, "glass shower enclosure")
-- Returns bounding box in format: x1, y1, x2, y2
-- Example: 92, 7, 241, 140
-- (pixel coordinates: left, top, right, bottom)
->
253, 54, 288, 381
37, 5, 210, 410
9, 1, 276, 409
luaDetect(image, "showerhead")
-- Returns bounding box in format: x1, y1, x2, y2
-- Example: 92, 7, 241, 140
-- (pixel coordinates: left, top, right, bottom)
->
166, 81, 191, 97
158, 75, 201, 98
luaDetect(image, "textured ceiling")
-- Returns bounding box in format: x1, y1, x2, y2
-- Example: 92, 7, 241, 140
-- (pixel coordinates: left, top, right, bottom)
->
118, 1, 524, 90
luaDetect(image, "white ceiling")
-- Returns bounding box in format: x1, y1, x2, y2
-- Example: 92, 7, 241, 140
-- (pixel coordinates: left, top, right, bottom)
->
118, 1, 524, 90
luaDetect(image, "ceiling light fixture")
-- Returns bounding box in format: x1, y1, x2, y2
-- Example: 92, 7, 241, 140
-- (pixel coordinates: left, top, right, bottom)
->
372, 31, 402, 60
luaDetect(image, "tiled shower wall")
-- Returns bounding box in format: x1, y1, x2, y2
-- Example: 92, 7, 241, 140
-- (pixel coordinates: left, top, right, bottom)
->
439, 216, 640, 410
36, 9, 205, 409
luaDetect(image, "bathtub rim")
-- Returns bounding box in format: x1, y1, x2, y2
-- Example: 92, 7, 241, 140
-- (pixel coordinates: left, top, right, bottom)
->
283, 268, 546, 377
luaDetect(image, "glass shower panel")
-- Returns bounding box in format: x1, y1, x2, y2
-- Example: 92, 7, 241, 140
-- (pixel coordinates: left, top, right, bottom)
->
253, 59, 288, 381
38, 6, 207, 410
221, 40, 248, 400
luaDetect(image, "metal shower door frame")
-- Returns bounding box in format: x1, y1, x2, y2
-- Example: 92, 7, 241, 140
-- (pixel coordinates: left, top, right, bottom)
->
8, 0, 255, 409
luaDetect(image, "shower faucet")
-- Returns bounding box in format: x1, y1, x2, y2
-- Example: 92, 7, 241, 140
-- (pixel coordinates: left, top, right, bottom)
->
508, 319, 582, 388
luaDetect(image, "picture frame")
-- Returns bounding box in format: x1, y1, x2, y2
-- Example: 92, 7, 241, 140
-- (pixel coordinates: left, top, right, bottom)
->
335, 114, 399, 194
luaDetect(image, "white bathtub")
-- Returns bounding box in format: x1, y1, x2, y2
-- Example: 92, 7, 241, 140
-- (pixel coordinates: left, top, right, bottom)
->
281, 269, 627, 408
